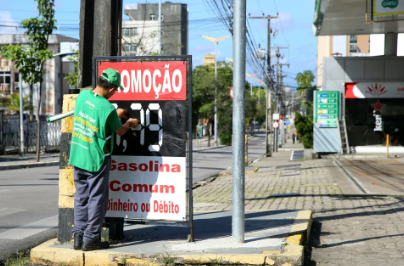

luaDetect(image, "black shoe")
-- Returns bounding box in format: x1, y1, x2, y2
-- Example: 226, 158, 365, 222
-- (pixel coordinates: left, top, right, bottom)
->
82, 236, 110, 251
73, 233, 83, 250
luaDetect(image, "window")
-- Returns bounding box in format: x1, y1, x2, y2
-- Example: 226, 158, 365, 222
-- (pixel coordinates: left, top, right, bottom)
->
349, 35, 358, 53
124, 44, 137, 52
123, 27, 137, 37
150, 14, 156, 20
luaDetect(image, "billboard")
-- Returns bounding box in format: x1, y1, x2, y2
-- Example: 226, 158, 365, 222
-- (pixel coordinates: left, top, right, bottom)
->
374, 0, 404, 16
97, 61, 188, 221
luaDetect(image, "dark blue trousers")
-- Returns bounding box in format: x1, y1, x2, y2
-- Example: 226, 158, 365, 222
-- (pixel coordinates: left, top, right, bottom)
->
72, 156, 110, 243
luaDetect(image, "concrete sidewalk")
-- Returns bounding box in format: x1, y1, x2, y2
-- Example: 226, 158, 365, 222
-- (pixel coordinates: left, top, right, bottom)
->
29, 141, 404, 265
30, 142, 312, 266
0, 153, 59, 170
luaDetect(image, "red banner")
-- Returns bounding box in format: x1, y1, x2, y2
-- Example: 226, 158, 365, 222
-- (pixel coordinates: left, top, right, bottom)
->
98, 61, 187, 101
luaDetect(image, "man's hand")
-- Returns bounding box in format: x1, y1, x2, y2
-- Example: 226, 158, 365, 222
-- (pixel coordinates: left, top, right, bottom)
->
117, 108, 128, 119
127, 118, 138, 128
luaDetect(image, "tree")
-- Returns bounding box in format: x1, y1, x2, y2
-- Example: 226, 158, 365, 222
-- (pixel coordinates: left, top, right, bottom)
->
192, 62, 261, 146
295, 102, 313, 149
64, 50, 78, 88
296, 70, 315, 97
0, 0, 56, 161
0, 94, 35, 155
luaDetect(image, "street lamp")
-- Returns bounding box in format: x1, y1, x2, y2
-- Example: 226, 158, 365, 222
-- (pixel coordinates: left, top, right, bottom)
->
246, 73, 259, 97
202, 35, 230, 146
255, 78, 265, 100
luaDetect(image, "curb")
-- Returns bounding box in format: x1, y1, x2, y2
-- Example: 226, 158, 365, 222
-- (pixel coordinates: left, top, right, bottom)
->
30, 210, 313, 266
0, 161, 59, 171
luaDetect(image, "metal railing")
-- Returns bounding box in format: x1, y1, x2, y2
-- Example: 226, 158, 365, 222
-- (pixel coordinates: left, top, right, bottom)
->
0, 111, 61, 154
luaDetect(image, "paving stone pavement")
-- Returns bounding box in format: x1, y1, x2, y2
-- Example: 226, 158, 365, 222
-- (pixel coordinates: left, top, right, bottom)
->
192, 142, 404, 265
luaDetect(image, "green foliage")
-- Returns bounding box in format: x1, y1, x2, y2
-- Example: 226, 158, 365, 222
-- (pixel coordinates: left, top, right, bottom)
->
191, 63, 266, 144
64, 50, 78, 88
5, 250, 30, 266
0, 94, 35, 114
0, 0, 56, 160
295, 102, 313, 148
296, 70, 315, 97
1, 0, 56, 86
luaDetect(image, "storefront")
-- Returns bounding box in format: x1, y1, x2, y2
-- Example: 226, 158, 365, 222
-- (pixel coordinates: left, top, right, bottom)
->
345, 82, 404, 147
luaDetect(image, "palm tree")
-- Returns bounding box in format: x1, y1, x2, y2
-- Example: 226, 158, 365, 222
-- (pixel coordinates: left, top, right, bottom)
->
296, 70, 315, 97
0, 94, 35, 156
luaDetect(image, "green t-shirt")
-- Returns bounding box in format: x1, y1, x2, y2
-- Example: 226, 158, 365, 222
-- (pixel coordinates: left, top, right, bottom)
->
69, 90, 122, 172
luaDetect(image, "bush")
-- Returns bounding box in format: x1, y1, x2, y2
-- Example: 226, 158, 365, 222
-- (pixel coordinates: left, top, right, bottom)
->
295, 102, 313, 149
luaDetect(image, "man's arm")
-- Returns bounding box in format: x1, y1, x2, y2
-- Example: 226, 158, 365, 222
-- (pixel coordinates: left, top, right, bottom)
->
115, 119, 138, 136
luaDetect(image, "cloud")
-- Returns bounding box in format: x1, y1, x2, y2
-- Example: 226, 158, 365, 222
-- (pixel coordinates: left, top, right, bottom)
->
0, 11, 22, 34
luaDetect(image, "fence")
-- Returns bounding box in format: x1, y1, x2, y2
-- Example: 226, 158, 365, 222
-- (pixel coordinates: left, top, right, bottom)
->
0, 111, 61, 154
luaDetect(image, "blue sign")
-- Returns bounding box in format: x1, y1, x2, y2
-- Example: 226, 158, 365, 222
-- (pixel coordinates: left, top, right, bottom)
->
318, 94, 328, 98
318, 115, 328, 119
284, 121, 291, 126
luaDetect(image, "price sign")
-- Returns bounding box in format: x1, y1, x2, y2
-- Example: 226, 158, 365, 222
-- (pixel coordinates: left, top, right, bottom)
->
314, 91, 340, 128
98, 61, 188, 221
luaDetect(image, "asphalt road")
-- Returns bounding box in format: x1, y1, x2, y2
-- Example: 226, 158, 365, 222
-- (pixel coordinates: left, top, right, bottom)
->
0, 167, 59, 263
191, 133, 266, 183
0, 134, 265, 262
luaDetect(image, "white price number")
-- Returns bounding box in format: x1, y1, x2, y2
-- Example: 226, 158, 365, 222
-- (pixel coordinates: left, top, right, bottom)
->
113, 103, 163, 152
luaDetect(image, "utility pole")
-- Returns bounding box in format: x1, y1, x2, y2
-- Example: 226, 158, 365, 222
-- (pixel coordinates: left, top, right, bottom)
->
279, 64, 288, 146
158, 0, 162, 55
232, 0, 246, 243
249, 14, 278, 158
280, 63, 289, 118
271, 47, 288, 152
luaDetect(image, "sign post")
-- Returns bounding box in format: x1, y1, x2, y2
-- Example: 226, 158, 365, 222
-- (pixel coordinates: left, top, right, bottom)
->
94, 56, 193, 240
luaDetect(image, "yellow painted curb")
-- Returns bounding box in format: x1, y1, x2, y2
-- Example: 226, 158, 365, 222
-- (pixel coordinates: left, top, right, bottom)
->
289, 210, 313, 243
178, 254, 276, 265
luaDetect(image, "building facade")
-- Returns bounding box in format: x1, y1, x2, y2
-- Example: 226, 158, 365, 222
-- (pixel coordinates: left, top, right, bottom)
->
123, 2, 188, 56
317, 34, 404, 89
0, 34, 78, 115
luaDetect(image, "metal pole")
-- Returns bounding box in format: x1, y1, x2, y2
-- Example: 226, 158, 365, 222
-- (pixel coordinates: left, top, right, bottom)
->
19, 73, 24, 157
187, 56, 194, 242
10, 60, 13, 95
232, 0, 246, 243
250, 78, 252, 97
275, 49, 280, 152
214, 42, 218, 146
158, 0, 162, 55
267, 17, 272, 157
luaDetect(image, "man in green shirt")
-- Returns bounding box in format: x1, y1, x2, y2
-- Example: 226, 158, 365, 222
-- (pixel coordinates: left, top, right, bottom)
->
69, 68, 138, 251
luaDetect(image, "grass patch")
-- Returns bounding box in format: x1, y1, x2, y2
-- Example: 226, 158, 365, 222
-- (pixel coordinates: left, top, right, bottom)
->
4, 250, 30, 266
157, 252, 175, 266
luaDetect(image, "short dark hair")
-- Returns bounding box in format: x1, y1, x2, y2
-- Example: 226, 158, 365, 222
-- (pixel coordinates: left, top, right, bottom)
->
97, 73, 118, 89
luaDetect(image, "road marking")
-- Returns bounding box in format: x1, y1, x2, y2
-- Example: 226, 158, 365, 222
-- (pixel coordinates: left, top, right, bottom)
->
0, 215, 57, 240
0, 208, 25, 218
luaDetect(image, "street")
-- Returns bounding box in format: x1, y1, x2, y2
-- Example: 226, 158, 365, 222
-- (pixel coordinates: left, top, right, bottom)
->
0, 134, 265, 262
0, 167, 58, 261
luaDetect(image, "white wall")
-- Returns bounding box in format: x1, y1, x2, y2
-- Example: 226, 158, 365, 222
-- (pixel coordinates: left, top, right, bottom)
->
333, 35, 347, 56
122, 21, 159, 55
370, 34, 384, 56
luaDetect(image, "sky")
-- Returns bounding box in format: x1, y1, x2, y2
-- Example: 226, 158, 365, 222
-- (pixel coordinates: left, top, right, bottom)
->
0, 0, 317, 88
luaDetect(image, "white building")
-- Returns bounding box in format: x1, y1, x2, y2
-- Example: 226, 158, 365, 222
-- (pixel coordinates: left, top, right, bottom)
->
122, 20, 159, 56
0, 34, 78, 115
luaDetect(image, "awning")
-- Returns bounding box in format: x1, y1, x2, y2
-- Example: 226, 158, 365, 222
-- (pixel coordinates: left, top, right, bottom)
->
314, 0, 404, 36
